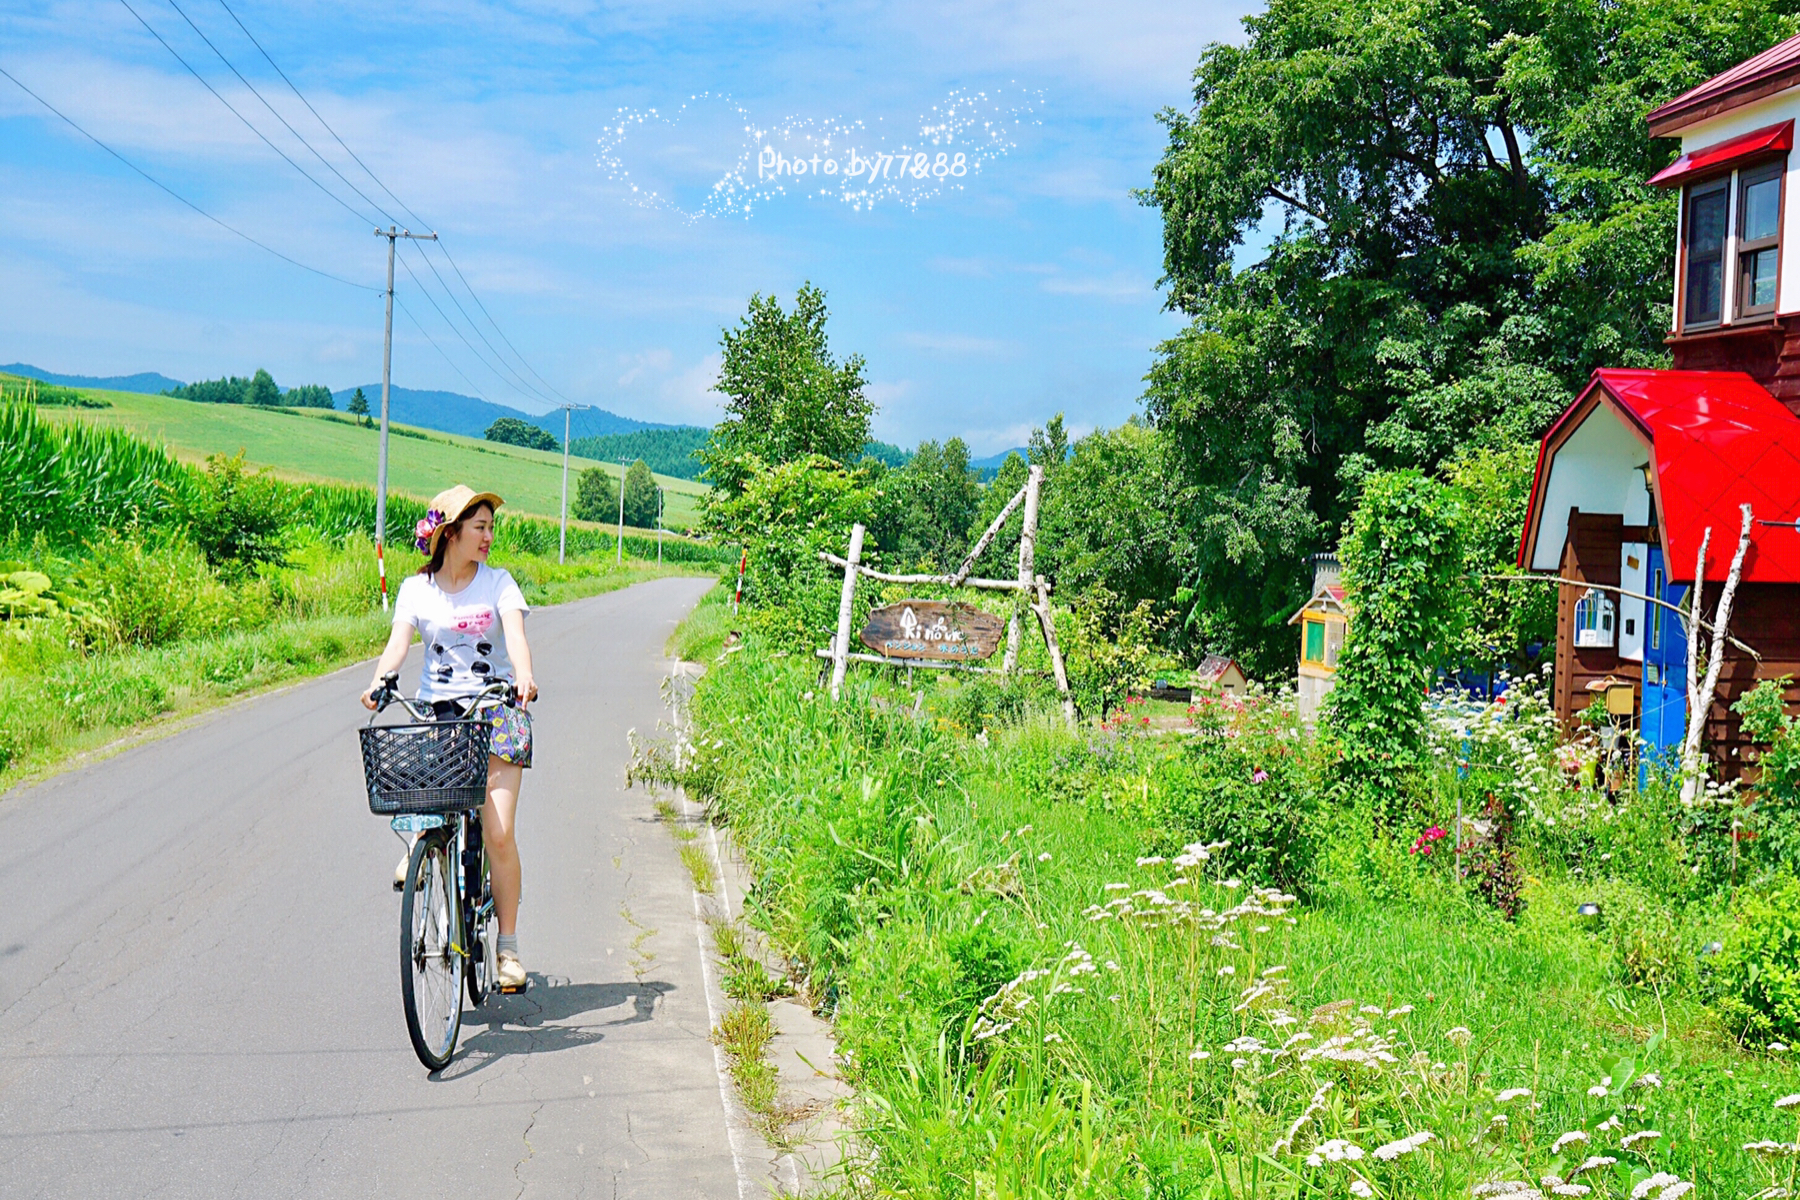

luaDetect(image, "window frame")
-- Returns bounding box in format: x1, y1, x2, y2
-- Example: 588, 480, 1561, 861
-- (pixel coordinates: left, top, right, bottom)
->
1302, 618, 1325, 665
1677, 155, 1789, 333
1680, 175, 1731, 331
1737, 159, 1785, 319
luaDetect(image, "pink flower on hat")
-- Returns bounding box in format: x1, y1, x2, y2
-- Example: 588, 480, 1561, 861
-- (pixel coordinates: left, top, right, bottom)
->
414, 509, 445, 555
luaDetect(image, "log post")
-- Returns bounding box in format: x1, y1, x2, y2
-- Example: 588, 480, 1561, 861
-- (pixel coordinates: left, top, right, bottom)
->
1003, 465, 1044, 674
829, 523, 865, 701
1033, 574, 1074, 724
1680, 504, 1754, 804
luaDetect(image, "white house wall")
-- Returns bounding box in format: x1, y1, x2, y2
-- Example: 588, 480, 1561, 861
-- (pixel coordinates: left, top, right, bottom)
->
1530, 404, 1654, 572
1674, 91, 1800, 314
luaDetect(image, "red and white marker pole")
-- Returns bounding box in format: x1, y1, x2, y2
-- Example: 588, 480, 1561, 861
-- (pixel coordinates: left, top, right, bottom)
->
732, 548, 747, 615
377, 540, 389, 611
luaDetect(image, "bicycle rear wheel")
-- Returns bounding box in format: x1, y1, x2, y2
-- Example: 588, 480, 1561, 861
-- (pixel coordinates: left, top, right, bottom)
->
400, 829, 463, 1070
465, 839, 494, 1008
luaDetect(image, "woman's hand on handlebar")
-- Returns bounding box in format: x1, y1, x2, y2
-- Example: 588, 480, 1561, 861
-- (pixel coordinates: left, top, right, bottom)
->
515, 673, 537, 710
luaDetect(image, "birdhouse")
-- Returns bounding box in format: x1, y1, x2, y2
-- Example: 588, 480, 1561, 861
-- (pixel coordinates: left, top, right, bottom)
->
1289, 555, 1349, 727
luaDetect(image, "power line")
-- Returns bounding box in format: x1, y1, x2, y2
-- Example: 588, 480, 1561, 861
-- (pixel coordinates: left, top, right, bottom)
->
207, 0, 575, 408
394, 246, 535, 405
161, 0, 400, 226
115, 0, 375, 228
211, 0, 428, 229
0, 62, 374, 292
430, 240, 576, 405
407, 240, 557, 407
394, 294, 488, 402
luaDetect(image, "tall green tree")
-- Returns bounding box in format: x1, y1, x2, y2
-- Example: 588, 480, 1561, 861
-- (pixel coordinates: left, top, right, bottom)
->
888, 438, 980, 566
346, 387, 370, 419
698, 283, 871, 498
572, 466, 618, 523
1141, 0, 1800, 668
623, 459, 659, 528
245, 368, 280, 407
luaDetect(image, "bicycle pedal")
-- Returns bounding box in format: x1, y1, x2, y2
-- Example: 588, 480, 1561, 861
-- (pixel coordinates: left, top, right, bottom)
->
499, 981, 528, 995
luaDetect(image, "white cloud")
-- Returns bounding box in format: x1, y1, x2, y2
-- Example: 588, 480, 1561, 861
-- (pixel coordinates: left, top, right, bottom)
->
1040, 273, 1149, 301
653, 352, 723, 424
617, 347, 674, 386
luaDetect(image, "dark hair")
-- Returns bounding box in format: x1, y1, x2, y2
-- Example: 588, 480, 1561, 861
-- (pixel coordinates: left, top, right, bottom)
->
420, 502, 494, 575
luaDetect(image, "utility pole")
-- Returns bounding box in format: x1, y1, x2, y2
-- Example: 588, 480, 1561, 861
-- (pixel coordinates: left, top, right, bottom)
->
615, 459, 627, 565
656, 485, 664, 566
375, 225, 437, 610
555, 402, 593, 564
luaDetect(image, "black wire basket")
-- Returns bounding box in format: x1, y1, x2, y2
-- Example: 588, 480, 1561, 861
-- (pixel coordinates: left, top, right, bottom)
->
359, 718, 492, 814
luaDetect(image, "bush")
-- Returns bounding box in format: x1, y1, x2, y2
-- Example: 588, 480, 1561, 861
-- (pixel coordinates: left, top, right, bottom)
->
180, 453, 295, 578
76, 533, 257, 647
1704, 874, 1800, 1046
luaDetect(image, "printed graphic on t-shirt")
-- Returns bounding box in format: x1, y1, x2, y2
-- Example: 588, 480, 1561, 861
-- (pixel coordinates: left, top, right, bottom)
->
431, 605, 498, 686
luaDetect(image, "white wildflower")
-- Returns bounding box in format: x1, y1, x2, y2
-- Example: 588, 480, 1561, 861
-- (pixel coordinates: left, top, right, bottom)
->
1775, 1042, 1792, 1053
1231, 1057, 1250, 1070
1372, 1131, 1434, 1160
1778, 1093, 1800, 1110
1388, 1005, 1414, 1017
1551, 1187, 1591, 1198
1036, 852, 1052, 862
1350, 1182, 1374, 1199
1660, 1185, 1692, 1200
1570, 1156, 1616, 1177
1189, 1048, 1211, 1061
1596, 1116, 1622, 1133
1304, 1138, 1365, 1166
1447, 1026, 1473, 1046
1586, 1085, 1609, 1097
1550, 1131, 1588, 1154
1043, 1032, 1062, 1044
1103, 882, 1130, 891
1634, 1072, 1662, 1089
1218, 965, 1236, 977
1620, 1130, 1661, 1150
1136, 856, 1165, 866
1360, 1005, 1384, 1015
1496, 1088, 1532, 1103
1629, 1172, 1680, 1200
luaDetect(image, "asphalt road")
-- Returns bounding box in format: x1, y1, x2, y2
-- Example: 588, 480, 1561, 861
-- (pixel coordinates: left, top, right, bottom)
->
0, 575, 740, 1200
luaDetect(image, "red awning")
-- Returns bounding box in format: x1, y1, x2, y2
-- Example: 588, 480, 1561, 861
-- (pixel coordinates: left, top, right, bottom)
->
1648, 120, 1794, 187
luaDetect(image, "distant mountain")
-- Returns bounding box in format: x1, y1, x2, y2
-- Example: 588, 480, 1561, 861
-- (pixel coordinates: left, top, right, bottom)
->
2, 363, 186, 394
971, 447, 1027, 482
330, 385, 698, 444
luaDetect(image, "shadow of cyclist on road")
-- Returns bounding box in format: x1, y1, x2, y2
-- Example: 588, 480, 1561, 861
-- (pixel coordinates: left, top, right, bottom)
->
433, 975, 673, 1079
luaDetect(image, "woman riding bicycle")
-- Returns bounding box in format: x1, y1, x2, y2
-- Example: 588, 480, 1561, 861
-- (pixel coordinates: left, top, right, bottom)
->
362, 484, 537, 992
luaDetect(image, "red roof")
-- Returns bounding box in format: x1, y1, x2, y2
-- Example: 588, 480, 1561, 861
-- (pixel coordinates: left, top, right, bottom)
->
1522, 369, 1800, 584
1648, 33, 1800, 135
1648, 120, 1794, 186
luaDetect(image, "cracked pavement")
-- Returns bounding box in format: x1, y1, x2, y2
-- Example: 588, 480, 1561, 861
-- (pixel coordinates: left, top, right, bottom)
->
0, 576, 741, 1199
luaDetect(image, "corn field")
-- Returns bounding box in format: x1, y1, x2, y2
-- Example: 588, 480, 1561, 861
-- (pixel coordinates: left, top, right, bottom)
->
0, 402, 192, 542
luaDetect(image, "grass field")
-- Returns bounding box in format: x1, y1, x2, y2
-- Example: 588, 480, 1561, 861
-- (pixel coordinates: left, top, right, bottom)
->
37, 385, 708, 530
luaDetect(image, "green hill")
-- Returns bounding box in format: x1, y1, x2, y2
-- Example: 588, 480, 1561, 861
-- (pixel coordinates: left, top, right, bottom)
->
570, 427, 709, 480
37, 386, 708, 532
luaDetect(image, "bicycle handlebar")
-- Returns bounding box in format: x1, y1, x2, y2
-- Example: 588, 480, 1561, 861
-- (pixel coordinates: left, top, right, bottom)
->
367, 674, 520, 723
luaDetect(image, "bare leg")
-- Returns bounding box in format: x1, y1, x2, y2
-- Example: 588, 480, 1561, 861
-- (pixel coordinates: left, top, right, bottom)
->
482, 756, 523, 937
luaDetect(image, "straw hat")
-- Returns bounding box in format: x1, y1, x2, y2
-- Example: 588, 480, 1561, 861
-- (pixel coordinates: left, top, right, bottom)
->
415, 484, 503, 556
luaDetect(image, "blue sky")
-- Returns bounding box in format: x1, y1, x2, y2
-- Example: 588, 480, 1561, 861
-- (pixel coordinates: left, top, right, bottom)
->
0, 1, 1256, 453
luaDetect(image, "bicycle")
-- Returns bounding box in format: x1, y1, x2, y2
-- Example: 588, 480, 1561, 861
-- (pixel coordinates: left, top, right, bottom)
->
359, 672, 525, 1071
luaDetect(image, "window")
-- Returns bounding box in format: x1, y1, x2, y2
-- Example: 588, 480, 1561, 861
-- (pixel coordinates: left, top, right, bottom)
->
1739, 163, 1783, 316
1650, 567, 1664, 650
1573, 588, 1616, 649
1303, 619, 1325, 664
1684, 178, 1729, 326
1324, 619, 1344, 667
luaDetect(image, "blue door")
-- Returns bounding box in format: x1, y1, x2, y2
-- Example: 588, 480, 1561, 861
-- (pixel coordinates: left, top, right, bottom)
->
1640, 543, 1689, 783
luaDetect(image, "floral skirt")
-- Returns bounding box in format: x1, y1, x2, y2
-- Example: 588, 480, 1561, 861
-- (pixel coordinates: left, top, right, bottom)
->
431, 698, 533, 769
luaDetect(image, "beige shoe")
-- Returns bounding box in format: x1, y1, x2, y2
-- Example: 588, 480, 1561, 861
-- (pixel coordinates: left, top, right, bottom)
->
394, 854, 409, 891
497, 951, 527, 992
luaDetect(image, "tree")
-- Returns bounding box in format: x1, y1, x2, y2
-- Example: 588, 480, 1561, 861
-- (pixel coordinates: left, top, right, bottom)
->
246, 368, 280, 407
1139, 0, 1800, 669
284, 384, 333, 409
623, 459, 659, 528
887, 438, 979, 566
697, 283, 872, 498
485, 417, 558, 451
347, 388, 370, 424
168, 375, 250, 404
573, 466, 618, 523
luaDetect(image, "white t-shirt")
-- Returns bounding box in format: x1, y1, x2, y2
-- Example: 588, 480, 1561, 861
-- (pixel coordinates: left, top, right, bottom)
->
393, 564, 529, 702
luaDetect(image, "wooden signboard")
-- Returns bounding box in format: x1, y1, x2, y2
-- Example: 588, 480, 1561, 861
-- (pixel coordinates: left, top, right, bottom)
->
860, 601, 1005, 662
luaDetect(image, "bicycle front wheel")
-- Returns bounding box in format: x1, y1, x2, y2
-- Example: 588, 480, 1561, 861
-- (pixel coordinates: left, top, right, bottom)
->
400, 829, 463, 1070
